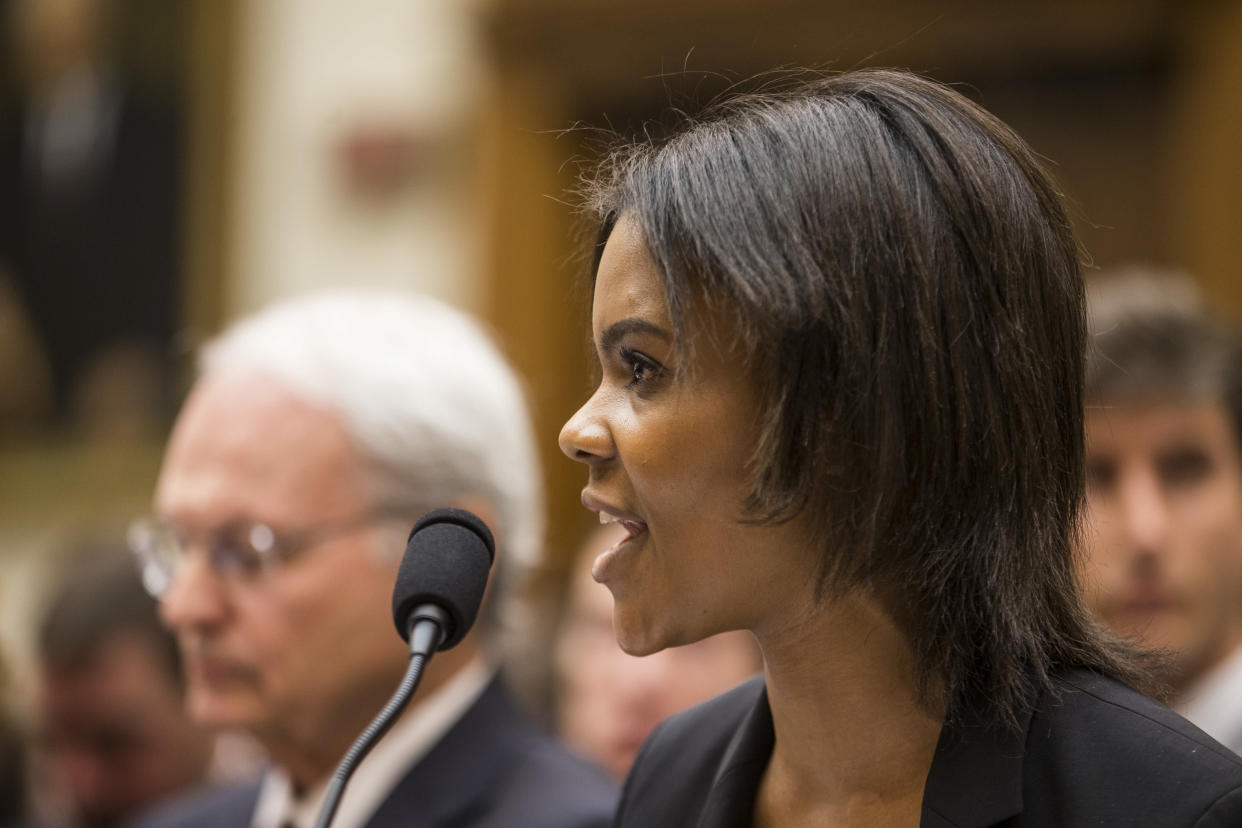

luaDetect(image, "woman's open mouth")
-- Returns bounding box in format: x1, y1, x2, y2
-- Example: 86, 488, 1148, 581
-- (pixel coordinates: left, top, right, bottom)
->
594, 510, 649, 581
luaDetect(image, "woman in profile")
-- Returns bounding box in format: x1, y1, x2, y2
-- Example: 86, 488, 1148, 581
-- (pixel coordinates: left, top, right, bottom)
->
558, 69, 1242, 826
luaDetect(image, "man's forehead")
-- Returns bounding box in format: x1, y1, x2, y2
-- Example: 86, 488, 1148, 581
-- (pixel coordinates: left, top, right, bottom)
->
1086, 397, 1239, 452
156, 370, 366, 524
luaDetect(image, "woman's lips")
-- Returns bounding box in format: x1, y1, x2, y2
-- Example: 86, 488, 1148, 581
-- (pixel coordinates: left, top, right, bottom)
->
593, 512, 649, 582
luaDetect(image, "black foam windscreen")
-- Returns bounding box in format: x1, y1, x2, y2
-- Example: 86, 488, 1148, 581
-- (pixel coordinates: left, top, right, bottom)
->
391, 508, 495, 651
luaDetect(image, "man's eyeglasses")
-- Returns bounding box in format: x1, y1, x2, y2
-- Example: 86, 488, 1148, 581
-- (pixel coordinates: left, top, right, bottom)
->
127, 509, 409, 599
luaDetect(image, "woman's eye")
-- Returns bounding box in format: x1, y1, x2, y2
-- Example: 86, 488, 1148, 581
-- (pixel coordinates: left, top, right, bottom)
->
619, 347, 662, 388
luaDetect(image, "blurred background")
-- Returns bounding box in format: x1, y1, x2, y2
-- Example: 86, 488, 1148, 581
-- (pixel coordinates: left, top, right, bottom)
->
0, 0, 1240, 812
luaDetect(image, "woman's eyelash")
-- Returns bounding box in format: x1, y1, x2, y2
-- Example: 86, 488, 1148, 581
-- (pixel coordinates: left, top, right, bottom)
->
619, 346, 663, 387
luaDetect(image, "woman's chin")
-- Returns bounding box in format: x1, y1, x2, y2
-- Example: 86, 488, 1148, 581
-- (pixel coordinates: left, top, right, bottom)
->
613, 605, 730, 656
612, 614, 670, 657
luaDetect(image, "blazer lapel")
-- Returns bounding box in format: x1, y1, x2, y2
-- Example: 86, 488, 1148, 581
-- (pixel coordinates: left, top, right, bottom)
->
697, 683, 775, 828
920, 705, 1031, 827
692, 680, 1032, 828
364, 676, 522, 828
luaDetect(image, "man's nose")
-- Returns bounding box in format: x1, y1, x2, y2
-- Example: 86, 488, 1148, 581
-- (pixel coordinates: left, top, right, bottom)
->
1116, 470, 1170, 556
158, 550, 230, 632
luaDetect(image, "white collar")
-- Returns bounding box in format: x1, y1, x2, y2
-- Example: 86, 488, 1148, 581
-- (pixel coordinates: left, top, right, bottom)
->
1174, 643, 1242, 754
251, 658, 494, 828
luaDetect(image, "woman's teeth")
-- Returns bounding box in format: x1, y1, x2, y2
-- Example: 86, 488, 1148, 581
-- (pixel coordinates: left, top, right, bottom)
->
599, 512, 647, 539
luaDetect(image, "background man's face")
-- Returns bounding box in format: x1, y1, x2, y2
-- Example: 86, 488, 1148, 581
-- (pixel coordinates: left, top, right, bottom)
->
38, 633, 208, 828
153, 371, 407, 756
1081, 399, 1242, 687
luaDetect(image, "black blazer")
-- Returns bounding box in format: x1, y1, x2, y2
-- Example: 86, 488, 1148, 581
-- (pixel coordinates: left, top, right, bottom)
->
615, 670, 1242, 827
132, 677, 616, 828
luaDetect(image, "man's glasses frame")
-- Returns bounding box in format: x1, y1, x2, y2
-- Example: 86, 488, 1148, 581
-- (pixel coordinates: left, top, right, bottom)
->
127, 508, 412, 599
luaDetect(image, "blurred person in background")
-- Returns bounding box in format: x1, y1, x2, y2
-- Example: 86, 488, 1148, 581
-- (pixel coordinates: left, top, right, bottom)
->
2, 645, 27, 828
554, 522, 760, 780
0, 0, 181, 431
34, 548, 216, 828
1081, 269, 1242, 754
131, 291, 615, 828
0, 271, 52, 430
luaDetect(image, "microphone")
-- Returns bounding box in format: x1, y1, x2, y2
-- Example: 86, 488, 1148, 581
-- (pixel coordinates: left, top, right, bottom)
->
314, 507, 495, 828
392, 507, 495, 651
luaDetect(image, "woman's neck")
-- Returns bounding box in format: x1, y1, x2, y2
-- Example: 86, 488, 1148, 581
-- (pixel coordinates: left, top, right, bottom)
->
753, 590, 945, 828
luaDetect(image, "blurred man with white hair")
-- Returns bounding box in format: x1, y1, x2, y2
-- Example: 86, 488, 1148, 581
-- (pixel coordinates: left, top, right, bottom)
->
131, 291, 615, 828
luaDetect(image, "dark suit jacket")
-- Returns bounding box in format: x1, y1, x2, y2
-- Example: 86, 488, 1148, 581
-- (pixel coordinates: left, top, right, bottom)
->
132, 677, 616, 828
615, 670, 1242, 827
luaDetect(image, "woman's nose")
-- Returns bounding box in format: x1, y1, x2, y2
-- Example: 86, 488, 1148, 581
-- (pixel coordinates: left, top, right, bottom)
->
559, 390, 615, 464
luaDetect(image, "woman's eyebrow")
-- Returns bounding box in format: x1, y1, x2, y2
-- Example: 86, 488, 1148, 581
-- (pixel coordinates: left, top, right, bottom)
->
599, 318, 673, 353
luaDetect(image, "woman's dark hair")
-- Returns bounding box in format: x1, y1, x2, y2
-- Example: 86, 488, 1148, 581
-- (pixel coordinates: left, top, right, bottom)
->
583, 68, 1145, 728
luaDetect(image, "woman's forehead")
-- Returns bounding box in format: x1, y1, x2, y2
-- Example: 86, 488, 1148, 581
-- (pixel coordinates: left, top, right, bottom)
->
592, 216, 671, 334
591, 214, 756, 373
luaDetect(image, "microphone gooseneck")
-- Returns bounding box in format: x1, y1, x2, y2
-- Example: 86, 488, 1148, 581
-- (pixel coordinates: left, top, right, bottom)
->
313, 508, 495, 828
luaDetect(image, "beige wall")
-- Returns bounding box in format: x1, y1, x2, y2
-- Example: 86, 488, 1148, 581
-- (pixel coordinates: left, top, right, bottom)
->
227, 0, 489, 317
1, 0, 498, 720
